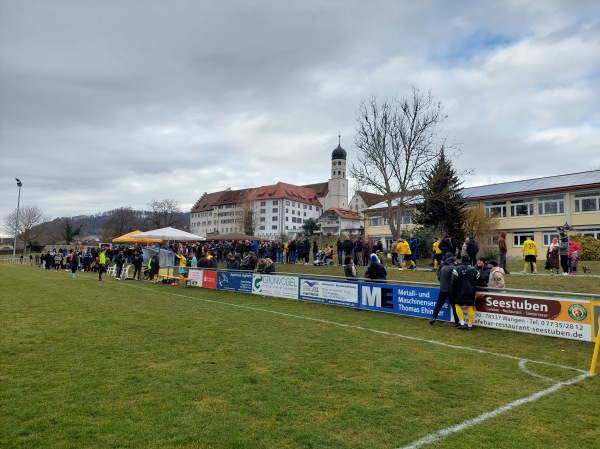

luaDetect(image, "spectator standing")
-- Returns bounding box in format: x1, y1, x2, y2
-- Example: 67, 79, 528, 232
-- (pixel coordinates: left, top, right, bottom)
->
336, 238, 343, 266
312, 239, 319, 264
149, 252, 160, 283
439, 234, 451, 259
546, 238, 560, 275
98, 247, 107, 281
70, 251, 79, 279
466, 237, 479, 267
409, 234, 419, 267
449, 255, 483, 330
391, 239, 399, 268
133, 250, 143, 280
360, 239, 370, 267
558, 232, 570, 275
521, 235, 538, 274
568, 240, 581, 274
354, 237, 363, 267
430, 254, 460, 326
498, 231, 509, 274
342, 236, 354, 259
115, 250, 125, 280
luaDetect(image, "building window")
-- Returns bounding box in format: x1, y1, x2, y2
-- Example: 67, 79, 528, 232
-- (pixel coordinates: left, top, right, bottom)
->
510, 199, 534, 217
286, 201, 290, 205
538, 195, 564, 215
273, 200, 278, 205
485, 202, 507, 218
259, 217, 265, 222
259, 226, 265, 230
272, 225, 278, 230
309, 205, 312, 210
401, 212, 413, 224
292, 202, 296, 207
303, 204, 307, 209
292, 210, 295, 215
260, 201, 266, 206
543, 232, 560, 247
574, 191, 600, 213
577, 227, 600, 239
272, 216, 277, 221
370, 215, 382, 226
513, 232, 534, 247
304, 212, 307, 216
272, 208, 278, 213
259, 208, 266, 214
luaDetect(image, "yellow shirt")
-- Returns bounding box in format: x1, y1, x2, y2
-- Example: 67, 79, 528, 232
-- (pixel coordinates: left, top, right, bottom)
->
433, 241, 441, 254
404, 241, 411, 256
397, 242, 405, 254
522, 239, 537, 256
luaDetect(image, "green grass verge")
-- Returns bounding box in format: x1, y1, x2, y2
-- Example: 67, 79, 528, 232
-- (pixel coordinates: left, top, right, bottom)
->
1, 264, 598, 448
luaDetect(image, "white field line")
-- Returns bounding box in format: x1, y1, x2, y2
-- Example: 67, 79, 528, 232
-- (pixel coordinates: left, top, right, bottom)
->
396, 372, 591, 449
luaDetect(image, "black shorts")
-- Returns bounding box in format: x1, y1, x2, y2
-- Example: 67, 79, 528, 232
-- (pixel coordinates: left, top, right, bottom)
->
524, 255, 537, 262
434, 253, 443, 261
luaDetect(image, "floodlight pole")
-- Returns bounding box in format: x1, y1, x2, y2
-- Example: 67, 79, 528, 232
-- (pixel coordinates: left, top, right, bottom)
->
13, 178, 22, 261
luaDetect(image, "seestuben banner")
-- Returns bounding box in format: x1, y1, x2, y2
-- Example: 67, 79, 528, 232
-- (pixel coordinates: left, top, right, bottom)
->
474, 293, 592, 342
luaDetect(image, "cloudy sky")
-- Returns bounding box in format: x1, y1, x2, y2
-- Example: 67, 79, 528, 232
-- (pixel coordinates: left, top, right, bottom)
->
1, 0, 599, 222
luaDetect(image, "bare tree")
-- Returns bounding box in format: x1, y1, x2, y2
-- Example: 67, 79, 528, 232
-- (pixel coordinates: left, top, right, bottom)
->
350, 87, 457, 240
238, 189, 258, 236
146, 199, 182, 229
3, 205, 49, 251
102, 207, 140, 240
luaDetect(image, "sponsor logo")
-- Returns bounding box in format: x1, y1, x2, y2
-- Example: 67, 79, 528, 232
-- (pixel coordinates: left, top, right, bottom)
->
568, 304, 587, 321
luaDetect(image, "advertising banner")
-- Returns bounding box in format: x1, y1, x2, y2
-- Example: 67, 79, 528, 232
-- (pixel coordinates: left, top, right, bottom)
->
216, 271, 253, 293
188, 269, 201, 287
359, 283, 449, 320
252, 274, 299, 299
298, 277, 359, 307
201, 270, 217, 289
474, 293, 592, 341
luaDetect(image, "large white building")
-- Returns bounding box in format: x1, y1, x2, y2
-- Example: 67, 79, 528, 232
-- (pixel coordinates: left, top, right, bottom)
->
190, 141, 350, 240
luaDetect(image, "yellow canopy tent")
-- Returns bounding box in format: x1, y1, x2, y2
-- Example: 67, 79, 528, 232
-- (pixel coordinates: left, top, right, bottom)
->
112, 230, 162, 244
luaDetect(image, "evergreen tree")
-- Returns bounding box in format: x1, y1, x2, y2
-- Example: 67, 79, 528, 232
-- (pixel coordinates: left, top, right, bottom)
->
414, 150, 466, 242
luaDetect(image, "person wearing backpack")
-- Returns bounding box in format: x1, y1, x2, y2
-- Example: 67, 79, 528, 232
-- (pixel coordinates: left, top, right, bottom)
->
449, 255, 485, 330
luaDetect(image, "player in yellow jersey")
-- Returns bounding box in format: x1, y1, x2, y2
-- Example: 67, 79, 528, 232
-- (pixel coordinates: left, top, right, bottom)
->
522, 235, 538, 274
432, 237, 442, 269
396, 239, 405, 270
402, 239, 416, 270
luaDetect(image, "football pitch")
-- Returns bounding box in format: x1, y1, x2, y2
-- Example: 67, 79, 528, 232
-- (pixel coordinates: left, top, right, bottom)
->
1, 264, 598, 448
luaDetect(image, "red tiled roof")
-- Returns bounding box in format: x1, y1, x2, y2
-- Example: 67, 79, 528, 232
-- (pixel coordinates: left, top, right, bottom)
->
323, 208, 364, 221
254, 182, 322, 206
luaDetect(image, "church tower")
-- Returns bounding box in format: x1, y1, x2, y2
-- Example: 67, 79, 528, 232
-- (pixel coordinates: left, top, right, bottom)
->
323, 136, 349, 210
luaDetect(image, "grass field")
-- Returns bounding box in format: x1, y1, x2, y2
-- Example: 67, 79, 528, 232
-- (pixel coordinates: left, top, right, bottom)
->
1, 263, 599, 449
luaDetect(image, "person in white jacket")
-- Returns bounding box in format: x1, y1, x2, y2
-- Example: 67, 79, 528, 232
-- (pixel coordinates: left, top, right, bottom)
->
486, 260, 505, 289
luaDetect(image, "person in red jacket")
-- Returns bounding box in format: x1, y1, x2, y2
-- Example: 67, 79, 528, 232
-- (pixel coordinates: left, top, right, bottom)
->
568, 240, 581, 274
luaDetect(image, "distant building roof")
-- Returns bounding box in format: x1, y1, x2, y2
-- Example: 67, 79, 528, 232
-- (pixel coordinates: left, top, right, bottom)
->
191, 191, 227, 213
301, 181, 329, 198
321, 208, 364, 221
254, 182, 321, 206
354, 191, 386, 207
462, 170, 600, 200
